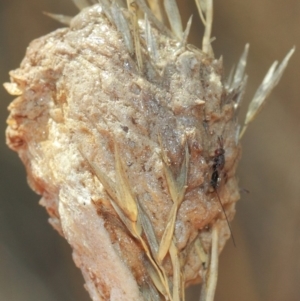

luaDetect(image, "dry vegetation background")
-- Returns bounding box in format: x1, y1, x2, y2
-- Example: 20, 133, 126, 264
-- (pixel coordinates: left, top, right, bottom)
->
0, 0, 299, 300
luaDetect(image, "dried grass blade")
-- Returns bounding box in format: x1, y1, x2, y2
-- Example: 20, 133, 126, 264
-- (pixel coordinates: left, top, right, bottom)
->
87, 160, 118, 202
145, 260, 170, 300
72, 0, 90, 10
179, 15, 193, 49
84, 157, 137, 236
234, 75, 248, 111
194, 0, 206, 26
157, 204, 177, 263
162, 159, 178, 204
98, 0, 114, 23
131, 206, 172, 298
145, 246, 173, 300
163, 0, 183, 40
169, 240, 181, 301
129, 1, 143, 72
87, 158, 141, 234
225, 65, 235, 91
111, 3, 134, 54
110, 201, 142, 238
240, 47, 295, 138
43, 12, 72, 25
160, 139, 189, 205
136, 0, 173, 37
147, 0, 164, 22
114, 143, 138, 222
235, 125, 241, 146
232, 44, 249, 90
145, 14, 158, 61
137, 200, 159, 257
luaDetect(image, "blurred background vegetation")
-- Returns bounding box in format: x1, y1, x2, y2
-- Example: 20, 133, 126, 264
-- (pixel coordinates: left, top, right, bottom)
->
0, 0, 299, 300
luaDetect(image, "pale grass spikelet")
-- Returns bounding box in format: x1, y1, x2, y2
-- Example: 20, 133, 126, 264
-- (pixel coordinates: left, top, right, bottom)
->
163, 0, 183, 40
128, 1, 143, 72
239, 47, 295, 138
225, 44, 249, 114
111, 3, 134, 54
147, 0, 164, 23
136, 0, 173, 37
231, 44, 249, 92
4, 1, 294, 301
43, 12, 73, 26
144, 14, 159, 62
179, 15, 193, 49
